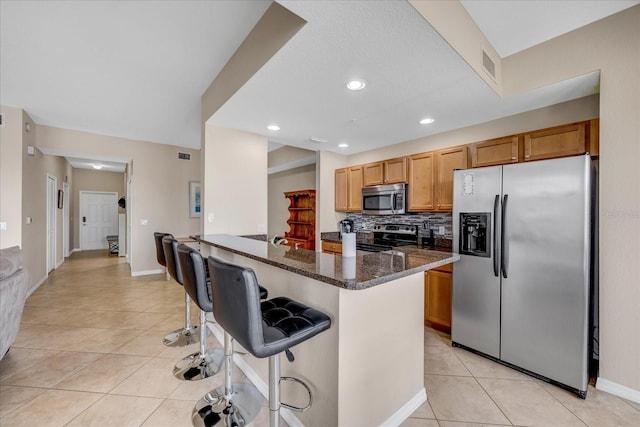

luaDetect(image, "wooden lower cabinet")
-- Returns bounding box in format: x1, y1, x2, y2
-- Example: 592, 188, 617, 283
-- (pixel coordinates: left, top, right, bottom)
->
424, 264, 452, 333
321, 240, 342, 254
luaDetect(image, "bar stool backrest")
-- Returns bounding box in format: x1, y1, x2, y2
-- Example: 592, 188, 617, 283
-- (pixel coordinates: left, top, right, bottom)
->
162, 236, 183, 285
207, 256, 265, 355
153, 232, 172, 267
176, 244, 212, 312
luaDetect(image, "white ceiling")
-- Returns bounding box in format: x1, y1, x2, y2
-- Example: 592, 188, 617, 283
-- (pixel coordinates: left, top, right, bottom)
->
1, 1, 637, 169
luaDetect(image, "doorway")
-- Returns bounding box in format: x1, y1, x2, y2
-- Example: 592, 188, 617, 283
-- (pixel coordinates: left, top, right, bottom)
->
63, 181, 70, 257
79, 191, 118, 250
46, 175, 57, 273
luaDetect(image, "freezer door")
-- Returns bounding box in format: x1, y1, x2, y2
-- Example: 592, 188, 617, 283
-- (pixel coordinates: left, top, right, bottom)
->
452, 166, 502, 358
500, 155, 591, 392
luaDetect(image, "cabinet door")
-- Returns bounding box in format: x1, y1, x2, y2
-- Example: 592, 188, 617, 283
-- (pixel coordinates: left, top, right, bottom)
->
470, 136, 519, 168
321, 240, 342, 254
425, 269, 452, 332
363, 162, 384, 186
435, 145, 468, 211
335, 168, 348, 212
347, 166, 363, 212
407, 152, 434, 211
524, 122, 586, 162
384, 157, 408, 184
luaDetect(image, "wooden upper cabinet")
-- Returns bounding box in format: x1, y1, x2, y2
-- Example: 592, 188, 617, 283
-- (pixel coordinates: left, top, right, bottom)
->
347, 166, 363, 212
335, 166, 364, 212
435, 145, 468, 211
470, 136, 519, 168
523, 122, 587, 162
363, 157, 407, 186
335, 168, 348, 212
407, 152, 434, 211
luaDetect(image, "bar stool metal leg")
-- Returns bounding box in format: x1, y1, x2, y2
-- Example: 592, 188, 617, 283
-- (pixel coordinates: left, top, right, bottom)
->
269, 355, 280, 427
192, 332, 263, 427
173, 308, 224, 381
163, 293, 200, 347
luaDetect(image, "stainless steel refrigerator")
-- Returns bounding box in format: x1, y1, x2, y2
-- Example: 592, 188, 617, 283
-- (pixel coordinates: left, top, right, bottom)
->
452, 154, 596, 398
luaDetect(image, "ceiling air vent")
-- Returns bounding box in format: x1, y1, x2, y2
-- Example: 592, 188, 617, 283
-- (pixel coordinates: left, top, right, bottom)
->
177, 152, 191, 160
482, 49, 496, 80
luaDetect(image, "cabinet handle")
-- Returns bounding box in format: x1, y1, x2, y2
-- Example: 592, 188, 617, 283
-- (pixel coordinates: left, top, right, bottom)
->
525, 155, 530, 159
511, 156, 516, 160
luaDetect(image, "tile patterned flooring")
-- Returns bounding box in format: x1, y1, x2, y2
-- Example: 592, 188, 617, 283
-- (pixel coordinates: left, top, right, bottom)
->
1, 250, 639, 426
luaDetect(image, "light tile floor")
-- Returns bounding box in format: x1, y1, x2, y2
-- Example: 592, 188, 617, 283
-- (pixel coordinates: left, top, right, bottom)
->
1, 250, 639, 426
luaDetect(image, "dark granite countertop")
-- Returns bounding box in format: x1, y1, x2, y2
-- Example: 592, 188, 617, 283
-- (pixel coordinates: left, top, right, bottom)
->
195, 234, 459, 290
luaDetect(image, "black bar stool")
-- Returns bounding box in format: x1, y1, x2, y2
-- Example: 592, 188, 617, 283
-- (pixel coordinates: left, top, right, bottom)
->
153, 232, 172, 280
161, 235, 199, 347
194, 256, 331, 427
173, 244, 225, 381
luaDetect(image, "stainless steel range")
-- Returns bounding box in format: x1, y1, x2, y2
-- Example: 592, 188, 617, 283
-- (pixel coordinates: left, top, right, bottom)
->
356, 224, 418, 252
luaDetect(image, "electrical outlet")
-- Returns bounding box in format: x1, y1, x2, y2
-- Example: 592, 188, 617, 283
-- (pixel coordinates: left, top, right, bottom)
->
207, 213, 214, 223
140, 219, 148, 226
257, 223, 266, 233
438, 225, 445, 235
0, 222, 7, 230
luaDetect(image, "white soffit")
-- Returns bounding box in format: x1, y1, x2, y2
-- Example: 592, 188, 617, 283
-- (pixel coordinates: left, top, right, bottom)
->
460, 0, 640, 58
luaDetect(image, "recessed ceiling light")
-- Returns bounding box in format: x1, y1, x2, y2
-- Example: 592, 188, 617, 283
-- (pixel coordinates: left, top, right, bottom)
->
267, 124, 280, 131
92, 164, 103, 170
338, 143, 349, 148
346, 80, 366, 91
419, 117, 435, 125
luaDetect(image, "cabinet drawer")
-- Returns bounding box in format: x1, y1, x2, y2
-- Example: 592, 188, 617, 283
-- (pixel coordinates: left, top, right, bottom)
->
321, 241, 342, 254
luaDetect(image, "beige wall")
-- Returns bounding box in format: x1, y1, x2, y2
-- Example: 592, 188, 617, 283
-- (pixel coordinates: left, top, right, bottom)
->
347, 94, 599, 166
316, 150, 349, 241
35, 125, 201, 275
20, 115, 73, 291
268, 163, 315, 238
0, 106, 23, 249
202, 125, 267, 236
72, 169, 125, 249
499, 5, 640, 397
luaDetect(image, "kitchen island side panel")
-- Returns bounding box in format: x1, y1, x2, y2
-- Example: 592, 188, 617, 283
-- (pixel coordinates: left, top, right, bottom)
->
200, 244, 427, 427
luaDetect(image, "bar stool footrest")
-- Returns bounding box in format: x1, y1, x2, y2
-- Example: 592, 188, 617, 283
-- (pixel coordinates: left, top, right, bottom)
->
279, 376, 312, 412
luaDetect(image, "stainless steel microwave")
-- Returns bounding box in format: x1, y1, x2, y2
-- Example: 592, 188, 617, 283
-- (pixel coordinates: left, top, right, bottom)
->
362, 183, 406, 215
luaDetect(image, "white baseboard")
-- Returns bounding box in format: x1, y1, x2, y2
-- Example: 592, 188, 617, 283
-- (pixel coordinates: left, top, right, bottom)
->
27, 275, 47, 298
130, 268, 163, 277
596, 377, 640, 403
380, 388, 427, 427
71, 248, 81, 254
207, 323, 303, 427
56, 258, 64, 269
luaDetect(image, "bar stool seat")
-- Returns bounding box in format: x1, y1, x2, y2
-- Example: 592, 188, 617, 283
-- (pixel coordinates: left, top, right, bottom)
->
194, 256, 331, 427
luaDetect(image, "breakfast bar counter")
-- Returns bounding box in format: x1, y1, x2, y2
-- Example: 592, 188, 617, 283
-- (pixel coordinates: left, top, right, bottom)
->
194, 234, 459, 427
195, 234, 458, 290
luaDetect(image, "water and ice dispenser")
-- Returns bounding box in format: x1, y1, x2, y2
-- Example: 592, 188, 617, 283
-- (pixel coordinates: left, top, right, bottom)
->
459, 213, 491, 257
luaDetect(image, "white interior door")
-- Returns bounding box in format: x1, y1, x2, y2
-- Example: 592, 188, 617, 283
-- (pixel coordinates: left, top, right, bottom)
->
47, 175, 57, 272
80, 191, 118, 250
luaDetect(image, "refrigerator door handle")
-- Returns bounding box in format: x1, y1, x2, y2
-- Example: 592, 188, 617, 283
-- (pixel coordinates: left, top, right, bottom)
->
493, 194, 500, 277
501, 194, 509, 278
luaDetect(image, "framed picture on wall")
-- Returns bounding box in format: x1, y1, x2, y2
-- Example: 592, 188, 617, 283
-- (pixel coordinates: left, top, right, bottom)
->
189, 181, 201, 218
57, 189, 64, 209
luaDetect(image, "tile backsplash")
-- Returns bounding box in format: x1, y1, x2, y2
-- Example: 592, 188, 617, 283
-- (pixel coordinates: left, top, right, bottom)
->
344, 212, 453, 240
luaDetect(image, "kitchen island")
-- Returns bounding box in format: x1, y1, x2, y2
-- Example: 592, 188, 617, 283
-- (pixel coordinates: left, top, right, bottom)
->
195, 234, 459, 427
